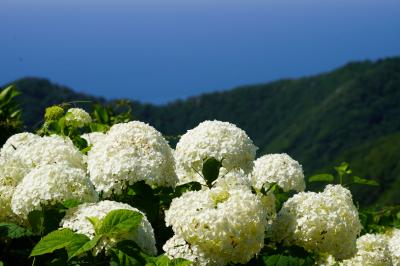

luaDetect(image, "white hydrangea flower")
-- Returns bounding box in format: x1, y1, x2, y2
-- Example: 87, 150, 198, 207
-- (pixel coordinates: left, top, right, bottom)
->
11, 164, 98, 219
251, 153, 305, 192
165, 185, 268, 264
0, 155, 28, 186
272, 185, 361, 260
61, 200, 157, 255
174, 120, 257, 185
81, 132, 105, 146
0, 157, 29, 222
163, 235, 225, 266
213, 169, 252, 189
65, 108, 92, 127
0, 132, 40, 159
14, 135, 86, 170
341, 234, 392, 266
0, 134, 86, 222
387, 229, 400, 266
1, 133, 84, 172
0, 185, 18, 222
87, 121, 177, 197
213, 169, 277, 225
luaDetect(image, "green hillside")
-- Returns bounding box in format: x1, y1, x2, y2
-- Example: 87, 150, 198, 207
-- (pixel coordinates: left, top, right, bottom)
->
6, 56, 400, 206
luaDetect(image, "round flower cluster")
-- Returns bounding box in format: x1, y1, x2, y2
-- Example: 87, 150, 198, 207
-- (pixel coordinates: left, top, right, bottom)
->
165, 185, 269, 264
272, 185, 362, 260
87, 121, 177, 197
44, 105, 64, 121
0, 133, 88, 224
0, 133, 86, 223
14, 135, 86, 170
174, 120, 257, 185
0, 132, 39, 159
387, 229, 400, 265
65, 108, 92, 128
1, 133, 84, 171
61, 200, 157, 255
0, 157, 29, 222
250, 153, 305, 192
11, 164, 98, 219
212, 169, 277, 222
339, 234, 392, 266
0, 185, 16, 222
163, 235, 225, 266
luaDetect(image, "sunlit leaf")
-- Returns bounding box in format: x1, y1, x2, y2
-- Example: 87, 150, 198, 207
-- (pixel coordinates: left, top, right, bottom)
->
308, 174, 335, 183
351, 176, 379, 186
30, 229, 89, 257
99, 209, 143, 236
63, 199, 81, 209
68, 234, 103, 260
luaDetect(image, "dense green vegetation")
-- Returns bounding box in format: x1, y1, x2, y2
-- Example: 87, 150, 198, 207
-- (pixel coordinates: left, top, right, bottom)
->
0, 86, 22, 146
5, 56, 400, 206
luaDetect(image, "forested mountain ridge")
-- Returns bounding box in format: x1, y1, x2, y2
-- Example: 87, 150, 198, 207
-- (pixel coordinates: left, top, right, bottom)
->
5, 56, 400, 206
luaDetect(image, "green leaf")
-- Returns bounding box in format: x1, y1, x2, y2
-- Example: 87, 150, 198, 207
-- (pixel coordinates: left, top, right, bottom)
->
120, 181, 159, 225
93, 105, 110, 124
28, 210, 45, 235
73, 136, 88, 151
89, 122, 109, 133
10, 109, 21, 118
80, 144, 92, 154
351, 176, 379, 186
99, 209, 143, 236
145, 255, 192, 266
110, 249, 143, 266
30, 229, 89, 257
87, 216, 102, 235
0, 85, 18, 103
109, 241, 149, 266
0, 222, 33, 239
28, 206, 68, 235
68, 234, 103, 260
0, 261, 3, 266
334, 162, 352, 176
175, 181, 202, 195
64, 233, 92, 259
169, 259, 192, 266
63, 199, 81, 209
202, 157, 222, 187
308, 174, 335, 183
262, 254, 303, 266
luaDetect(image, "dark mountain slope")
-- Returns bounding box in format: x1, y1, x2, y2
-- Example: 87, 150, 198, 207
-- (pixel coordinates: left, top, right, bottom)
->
13, 78, 105, 129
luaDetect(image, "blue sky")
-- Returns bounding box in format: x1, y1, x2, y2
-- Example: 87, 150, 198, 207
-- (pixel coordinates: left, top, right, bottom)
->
1, 0, 400, 103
